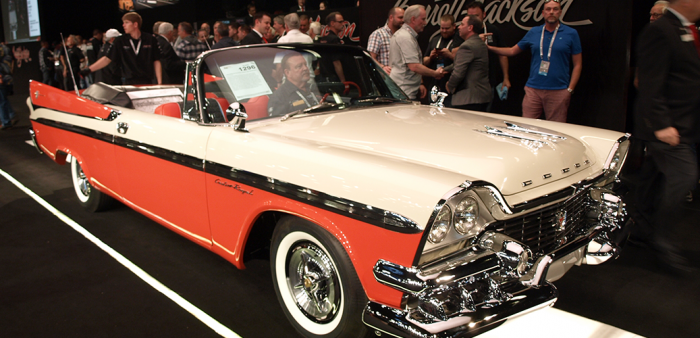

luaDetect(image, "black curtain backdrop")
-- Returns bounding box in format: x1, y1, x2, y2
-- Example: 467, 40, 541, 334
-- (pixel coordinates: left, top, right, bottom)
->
360, 0, 642, 132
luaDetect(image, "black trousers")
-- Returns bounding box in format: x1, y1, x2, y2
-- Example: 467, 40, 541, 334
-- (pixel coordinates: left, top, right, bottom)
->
629, 141, 697, 252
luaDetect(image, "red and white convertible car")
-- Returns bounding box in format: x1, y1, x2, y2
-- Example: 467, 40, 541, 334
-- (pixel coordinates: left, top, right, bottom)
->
28, 44, 630, 338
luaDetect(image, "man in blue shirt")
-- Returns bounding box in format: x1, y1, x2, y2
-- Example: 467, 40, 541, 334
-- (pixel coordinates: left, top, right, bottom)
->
486, 0, 582, 122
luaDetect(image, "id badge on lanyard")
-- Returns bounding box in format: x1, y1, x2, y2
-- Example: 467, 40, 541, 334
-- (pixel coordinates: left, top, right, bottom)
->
435, 37, 452, 69
539, 24, 559, 77
539, 61, 551, 76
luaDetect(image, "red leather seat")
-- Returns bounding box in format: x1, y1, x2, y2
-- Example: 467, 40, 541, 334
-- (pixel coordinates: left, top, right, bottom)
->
243, 95, 269, 120
154, 102, 182, 118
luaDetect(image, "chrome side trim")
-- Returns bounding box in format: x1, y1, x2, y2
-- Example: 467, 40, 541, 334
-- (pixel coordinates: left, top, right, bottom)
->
34, 118, 114, 144
205, 161, 421, 234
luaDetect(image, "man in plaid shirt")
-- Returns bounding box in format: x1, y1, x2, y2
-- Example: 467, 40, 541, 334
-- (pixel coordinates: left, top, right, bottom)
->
367, 7, 404, 74
175, 22, 209, 61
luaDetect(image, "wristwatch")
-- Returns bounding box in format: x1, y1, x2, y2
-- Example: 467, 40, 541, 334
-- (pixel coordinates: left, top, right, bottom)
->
567, 88, 573, 93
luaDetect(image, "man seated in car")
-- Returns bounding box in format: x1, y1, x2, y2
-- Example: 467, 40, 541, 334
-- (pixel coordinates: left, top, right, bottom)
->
267, 52, 321, 117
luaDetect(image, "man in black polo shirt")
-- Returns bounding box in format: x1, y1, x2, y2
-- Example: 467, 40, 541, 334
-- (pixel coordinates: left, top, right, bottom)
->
267, 52, 320, 117
83, 12, 161, 85
317, 11, 346, 83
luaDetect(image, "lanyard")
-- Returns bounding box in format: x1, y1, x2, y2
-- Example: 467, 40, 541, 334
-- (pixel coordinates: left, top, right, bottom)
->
436, 36, 453, 50
129, 38, 142, 56
539, 24, 559, 61
296, 90, 318, 107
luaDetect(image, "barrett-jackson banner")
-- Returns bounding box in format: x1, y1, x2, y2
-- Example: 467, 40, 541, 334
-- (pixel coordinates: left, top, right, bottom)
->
304, 8, 361, 45
359, 0, 633, 132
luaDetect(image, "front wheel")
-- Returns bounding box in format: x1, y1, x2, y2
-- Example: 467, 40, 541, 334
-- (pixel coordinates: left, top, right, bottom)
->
271, 216, 368, 338
70, 156, 114, 212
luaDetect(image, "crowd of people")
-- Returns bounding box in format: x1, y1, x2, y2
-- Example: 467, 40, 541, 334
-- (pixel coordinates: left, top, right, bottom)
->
35, 0, 334, 92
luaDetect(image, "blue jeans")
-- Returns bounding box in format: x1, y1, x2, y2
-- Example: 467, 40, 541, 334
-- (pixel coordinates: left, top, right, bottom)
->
0, 86, 16, 127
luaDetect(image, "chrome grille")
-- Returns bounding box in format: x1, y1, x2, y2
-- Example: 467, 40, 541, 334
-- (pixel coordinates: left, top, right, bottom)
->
494, 190, 591, 254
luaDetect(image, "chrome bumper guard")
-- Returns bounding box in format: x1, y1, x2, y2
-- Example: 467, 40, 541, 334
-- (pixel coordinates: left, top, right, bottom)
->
364, 190, 628, 337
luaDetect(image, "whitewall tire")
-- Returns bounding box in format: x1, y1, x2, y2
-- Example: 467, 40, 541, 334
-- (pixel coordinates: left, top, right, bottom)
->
271, 216, 368, 338
70, 156, 114, 212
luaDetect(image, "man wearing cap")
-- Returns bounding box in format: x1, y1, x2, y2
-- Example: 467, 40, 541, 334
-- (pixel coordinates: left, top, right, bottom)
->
83, 12, 162, 85
94, 29, 122, 85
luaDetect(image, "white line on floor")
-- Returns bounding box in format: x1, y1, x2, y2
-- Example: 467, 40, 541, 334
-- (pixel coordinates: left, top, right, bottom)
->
0, 168, 241, 338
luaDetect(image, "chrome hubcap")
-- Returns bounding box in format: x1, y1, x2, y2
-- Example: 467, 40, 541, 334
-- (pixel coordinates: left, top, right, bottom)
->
76, 164, 90, 197
287, 242, 340, 323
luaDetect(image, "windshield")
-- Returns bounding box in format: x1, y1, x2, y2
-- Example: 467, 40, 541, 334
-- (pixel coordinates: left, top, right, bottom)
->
197, 44, 410, 123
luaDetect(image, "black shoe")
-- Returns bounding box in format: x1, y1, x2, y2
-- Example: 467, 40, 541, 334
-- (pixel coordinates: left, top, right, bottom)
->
10, 118, 18, 126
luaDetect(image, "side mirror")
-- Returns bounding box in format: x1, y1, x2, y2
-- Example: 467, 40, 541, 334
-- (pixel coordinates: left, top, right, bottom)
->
429, 86, 448, 108
226, 102, 249, 132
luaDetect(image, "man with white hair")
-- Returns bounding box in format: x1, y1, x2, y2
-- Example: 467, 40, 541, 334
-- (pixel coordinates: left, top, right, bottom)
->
94, 29, 122, 85
278, 13, 313, 43
389, 4, 445, 99
650, 1, 670, 22
155, 22, 186, 84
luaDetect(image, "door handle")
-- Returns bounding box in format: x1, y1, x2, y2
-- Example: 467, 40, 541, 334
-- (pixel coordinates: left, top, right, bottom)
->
117, 122, 129, 134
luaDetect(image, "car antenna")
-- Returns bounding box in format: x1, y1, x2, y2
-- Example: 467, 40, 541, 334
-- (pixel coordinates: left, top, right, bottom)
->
60, 33, 81, 97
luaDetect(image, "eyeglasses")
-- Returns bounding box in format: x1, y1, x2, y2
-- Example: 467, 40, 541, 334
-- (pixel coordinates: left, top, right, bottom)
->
650, 13, 663, 19
544, 0, 560, 3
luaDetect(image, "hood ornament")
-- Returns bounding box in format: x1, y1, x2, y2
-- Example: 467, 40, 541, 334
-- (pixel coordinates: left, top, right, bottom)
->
429, 86, 448, 107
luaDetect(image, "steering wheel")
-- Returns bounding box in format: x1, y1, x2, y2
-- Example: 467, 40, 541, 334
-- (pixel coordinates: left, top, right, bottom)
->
343, 81, 361, 96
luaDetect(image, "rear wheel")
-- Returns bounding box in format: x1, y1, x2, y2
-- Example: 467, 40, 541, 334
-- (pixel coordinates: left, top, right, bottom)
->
70, 156, 114, 212
271, 216, 368, 338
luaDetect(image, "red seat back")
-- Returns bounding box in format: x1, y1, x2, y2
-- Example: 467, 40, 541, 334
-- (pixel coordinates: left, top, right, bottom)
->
243, 95, 270, 120
154, 102, 182, 118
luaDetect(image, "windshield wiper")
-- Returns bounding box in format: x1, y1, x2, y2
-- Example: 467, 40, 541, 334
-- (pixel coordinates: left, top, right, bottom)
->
280, 102, 344, 121
350, 96, 410, 105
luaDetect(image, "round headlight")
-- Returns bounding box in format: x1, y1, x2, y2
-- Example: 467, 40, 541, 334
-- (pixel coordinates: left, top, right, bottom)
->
454, 197, 479, 236
428, 205, 451, 243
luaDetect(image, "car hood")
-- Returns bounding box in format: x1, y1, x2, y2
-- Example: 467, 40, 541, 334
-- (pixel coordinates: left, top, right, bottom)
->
255, 105, 594, 196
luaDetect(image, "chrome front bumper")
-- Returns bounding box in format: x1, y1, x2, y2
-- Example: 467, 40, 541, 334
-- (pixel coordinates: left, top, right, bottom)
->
363, 190, 629, 338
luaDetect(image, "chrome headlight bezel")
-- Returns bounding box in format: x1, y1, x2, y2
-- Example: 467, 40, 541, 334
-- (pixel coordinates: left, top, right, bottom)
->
454, 196, 479, 236
597, 135, 631, 187
421, 188, 494, 264
428, 205, 451, 244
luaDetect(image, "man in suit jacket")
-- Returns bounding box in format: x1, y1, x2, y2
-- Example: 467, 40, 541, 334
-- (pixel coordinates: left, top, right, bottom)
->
241, 12, 271, 45
446, 15, 491, 111
632, 0, 700, 274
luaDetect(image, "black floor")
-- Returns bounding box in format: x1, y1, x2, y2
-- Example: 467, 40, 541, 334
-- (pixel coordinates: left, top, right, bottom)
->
1, 93, 699, 338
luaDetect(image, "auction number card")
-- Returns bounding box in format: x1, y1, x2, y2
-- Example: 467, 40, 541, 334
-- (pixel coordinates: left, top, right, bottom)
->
221, 61, 272, 101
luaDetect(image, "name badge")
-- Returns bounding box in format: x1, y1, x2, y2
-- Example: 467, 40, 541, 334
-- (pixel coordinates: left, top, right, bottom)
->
681, 34, 694, 42
539, 61, 550, 76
